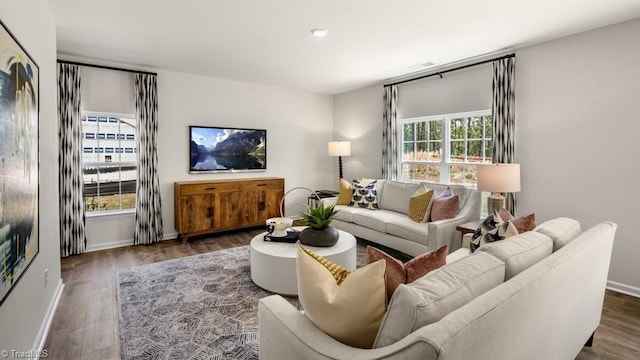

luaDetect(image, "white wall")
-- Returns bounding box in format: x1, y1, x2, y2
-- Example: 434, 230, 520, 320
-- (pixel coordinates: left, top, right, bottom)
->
83, 69, 335, 249
333, 85, 384, 183
0, 0, 62, 353
81, 67, 135, 114
516, 18, 640, 292
157, 71, 335, 233
397, 63, 492, 119
334, 18, 640, 295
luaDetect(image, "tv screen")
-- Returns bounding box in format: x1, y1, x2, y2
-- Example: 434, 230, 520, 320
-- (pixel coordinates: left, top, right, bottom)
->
189, 126, 267, 173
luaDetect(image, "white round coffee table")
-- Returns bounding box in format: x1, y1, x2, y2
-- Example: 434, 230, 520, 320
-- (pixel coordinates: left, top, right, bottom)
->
250, 227, 357, 296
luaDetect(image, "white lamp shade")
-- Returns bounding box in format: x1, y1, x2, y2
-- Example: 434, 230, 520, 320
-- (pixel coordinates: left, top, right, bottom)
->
477, 164, 521, 193
328, 141, 351, 156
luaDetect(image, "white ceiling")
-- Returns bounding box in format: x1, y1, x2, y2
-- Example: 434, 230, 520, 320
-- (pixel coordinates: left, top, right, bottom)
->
49, 0, 640, 95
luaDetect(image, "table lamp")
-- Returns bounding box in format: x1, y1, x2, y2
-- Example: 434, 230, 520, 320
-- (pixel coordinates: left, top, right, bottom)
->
328, 141, 351, 179
477, 163, 521, 215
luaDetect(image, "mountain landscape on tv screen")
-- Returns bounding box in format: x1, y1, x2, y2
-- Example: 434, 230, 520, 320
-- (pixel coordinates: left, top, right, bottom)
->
190, 130, 266, 171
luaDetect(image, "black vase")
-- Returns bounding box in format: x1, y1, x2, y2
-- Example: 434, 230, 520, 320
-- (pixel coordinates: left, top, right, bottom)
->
299, 226, 339, 247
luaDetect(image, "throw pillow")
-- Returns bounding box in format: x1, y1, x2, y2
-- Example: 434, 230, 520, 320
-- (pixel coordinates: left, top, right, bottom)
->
469, 211, 519, 253
437, 186, 454, 199
430, 195, 459, 221
408, 185, 434, 222
366, 245, 448, 301
498, 209, 537, 233
336, 178, 353, 205
297, 246, 387, 348
350, 180, 379, 210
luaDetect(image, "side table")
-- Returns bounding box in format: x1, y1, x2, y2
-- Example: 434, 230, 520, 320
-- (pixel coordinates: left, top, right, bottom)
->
456, 219, 482, 236
456, 219, 482, 249
308, 190, 339, 208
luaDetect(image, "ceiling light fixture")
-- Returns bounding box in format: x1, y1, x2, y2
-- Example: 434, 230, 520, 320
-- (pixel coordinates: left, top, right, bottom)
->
310, 28, 328, 37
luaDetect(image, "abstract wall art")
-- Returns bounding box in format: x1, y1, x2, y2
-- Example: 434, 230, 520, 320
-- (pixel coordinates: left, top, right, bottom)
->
0, 19, 39, 306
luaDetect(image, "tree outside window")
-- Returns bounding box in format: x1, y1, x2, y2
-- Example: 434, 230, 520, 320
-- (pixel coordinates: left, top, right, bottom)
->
399, 110, 492, 187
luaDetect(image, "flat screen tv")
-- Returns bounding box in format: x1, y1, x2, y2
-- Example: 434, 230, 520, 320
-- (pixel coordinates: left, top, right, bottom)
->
189, 126, 267, 173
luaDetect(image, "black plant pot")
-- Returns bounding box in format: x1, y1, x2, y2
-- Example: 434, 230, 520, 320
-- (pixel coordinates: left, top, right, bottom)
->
299, 226, 339, 247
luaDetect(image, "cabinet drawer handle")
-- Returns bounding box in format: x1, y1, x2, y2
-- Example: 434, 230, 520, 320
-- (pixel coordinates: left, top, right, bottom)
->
207, 207, 214, 217
205, 187, 216, 191
257, 184, 267, 187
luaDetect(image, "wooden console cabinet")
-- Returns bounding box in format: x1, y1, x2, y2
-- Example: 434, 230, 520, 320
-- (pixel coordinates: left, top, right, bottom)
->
174, 177, 284, 244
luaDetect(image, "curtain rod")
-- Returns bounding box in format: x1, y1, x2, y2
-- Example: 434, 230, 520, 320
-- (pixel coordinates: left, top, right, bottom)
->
56, 59, 157, 76
385, 53, 515, 87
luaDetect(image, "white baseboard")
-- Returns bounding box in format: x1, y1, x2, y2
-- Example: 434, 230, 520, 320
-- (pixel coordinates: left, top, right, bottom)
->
86, 238, 134, 252
607, 280, 640, 298
85, 231, 179, 252
32, 279, 64, 358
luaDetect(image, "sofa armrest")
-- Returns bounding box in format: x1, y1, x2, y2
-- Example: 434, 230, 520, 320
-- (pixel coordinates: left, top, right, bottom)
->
426, 190, 481, 252
259, 295, 439, 360
320, 197, 338, 207
462, 233, 472, 248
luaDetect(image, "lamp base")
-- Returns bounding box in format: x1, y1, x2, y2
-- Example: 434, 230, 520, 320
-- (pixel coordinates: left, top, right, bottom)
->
487, 193, 505, 215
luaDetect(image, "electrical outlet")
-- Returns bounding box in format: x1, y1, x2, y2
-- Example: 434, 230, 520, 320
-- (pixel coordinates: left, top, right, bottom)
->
44, 268, 49, 287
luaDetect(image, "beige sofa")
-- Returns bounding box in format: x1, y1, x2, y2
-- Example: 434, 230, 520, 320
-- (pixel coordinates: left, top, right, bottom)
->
259, 218, 617, 360
323, 180, 481, 257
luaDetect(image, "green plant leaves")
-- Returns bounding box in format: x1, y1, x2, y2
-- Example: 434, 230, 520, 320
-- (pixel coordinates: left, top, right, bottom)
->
300, 203, 339, 230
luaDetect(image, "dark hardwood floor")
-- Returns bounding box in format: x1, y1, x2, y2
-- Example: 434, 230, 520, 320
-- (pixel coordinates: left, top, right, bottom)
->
43, 229, 640, 359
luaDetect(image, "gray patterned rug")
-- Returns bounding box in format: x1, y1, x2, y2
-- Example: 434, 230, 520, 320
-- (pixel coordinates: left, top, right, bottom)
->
116, 241, 408, 360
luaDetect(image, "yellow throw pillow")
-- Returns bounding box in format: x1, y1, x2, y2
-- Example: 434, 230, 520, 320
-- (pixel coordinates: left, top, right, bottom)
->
336, 178, 353, 205
408, 185, 434, 222
297, 246, 387, 348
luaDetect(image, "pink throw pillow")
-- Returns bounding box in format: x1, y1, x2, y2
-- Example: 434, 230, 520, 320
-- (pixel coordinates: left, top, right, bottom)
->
366, 245, 448, 301
430, 195, 459, 221
498, 209, 536, 233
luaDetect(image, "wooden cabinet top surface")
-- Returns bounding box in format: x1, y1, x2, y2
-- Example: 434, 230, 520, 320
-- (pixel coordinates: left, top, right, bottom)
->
175, 177, 284, 186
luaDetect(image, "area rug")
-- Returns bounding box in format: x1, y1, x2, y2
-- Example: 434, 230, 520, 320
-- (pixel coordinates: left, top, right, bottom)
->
116, 242, 407, 360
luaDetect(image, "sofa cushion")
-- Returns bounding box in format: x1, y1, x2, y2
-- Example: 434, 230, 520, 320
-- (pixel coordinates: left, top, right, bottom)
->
366, 245, 448, 301
336, 178, 353, 205
333, 205, 367, 222
385, 217, 430, 246
353, 210, 404, 233
353, 210, 407, 233
374, 252, 505, 348
297, 246, 387, 349
534, 217, 581, 251
408, 185, 434, 222
477, 231, 553, 280
379, 181, 420, 215
350, 180, 379, 210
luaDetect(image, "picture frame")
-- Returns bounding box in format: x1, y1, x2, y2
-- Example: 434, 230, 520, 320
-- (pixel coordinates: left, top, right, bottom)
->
0, 18, 40, 306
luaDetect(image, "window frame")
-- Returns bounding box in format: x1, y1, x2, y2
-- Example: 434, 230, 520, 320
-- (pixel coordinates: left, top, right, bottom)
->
81, 111, 138, 217
398, 109, 493, 186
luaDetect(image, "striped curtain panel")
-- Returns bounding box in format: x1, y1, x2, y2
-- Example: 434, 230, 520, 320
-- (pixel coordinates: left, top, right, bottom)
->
382, 85, 399, 180
492, 56, 517, 213
58, 63, 87, 257
134, 74, 163, 245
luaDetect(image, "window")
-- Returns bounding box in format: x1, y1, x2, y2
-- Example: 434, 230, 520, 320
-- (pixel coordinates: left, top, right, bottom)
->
399, 110, 493, 187
82, 112, 137, 213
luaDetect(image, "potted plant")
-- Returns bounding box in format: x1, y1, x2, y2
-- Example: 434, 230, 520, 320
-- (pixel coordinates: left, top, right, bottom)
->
298, 203, 340, 247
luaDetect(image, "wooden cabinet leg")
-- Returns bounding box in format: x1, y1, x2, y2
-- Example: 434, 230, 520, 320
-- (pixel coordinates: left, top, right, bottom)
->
180, 234, 190, 245
585, 331, 595, 347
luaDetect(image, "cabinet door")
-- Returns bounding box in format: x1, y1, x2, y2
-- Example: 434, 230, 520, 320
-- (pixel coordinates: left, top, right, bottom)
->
180, 194, 216, 233
216, 191, 246, 228
262, 188, 283, 220
244, 189, 284, 225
